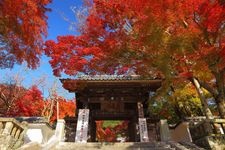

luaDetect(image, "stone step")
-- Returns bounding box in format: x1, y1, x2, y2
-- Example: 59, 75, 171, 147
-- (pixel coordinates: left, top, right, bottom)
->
53, 142, 175, 150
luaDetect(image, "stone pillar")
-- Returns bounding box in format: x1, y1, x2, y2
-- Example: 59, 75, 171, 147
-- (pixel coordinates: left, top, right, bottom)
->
15, 128, 21, 139
3, 122, 13, 135
159, 119, 171, 141
1, 121, 14, 150
15, 123, 28, 149
0, 122, 3, 133
55, 119, 65, 141
11, 127, 17, 137
42, 119, 65, 150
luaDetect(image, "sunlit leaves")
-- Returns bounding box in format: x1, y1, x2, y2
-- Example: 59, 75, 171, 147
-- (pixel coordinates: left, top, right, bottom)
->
0, 0, 51, 69
148, 83, 204, 123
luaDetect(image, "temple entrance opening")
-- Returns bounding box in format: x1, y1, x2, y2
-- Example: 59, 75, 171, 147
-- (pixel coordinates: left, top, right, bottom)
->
95, 120, 129, 142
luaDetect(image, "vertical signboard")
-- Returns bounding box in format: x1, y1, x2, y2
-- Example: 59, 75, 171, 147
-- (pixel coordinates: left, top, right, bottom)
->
75, 109, 89, 143
139, 118, 149, 142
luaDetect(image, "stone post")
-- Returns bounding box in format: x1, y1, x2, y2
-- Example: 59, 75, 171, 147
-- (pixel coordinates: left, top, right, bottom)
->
14, 122, 28, 149
42, 119, 65, 150
55, 119, 65, 141
0, 122, 3, 133
159, 119, 171, 141
1, 121, 14, 150
3, 122, 13, 135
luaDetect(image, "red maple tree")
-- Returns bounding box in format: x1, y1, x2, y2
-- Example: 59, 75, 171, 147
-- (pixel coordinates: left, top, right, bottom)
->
0, 83, 76, 122
45, 0, 225, 118
13, 86, 45, 116
0, 0, 51, 69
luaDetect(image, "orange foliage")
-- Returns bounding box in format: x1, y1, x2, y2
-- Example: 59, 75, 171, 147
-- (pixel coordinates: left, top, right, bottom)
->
48, 97, 76, 122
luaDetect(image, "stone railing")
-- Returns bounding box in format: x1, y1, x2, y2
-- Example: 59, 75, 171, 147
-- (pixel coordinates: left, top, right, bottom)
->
189, 119, 225, 149
189, 119, 225, 140
0, 118, 28, 149
185, 116, 206, 124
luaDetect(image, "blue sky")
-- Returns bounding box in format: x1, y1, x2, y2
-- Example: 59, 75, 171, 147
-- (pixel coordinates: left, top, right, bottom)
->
0, 0, 83, 99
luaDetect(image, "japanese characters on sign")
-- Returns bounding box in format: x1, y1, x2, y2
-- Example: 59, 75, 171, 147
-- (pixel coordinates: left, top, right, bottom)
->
139, 118, 149, 142
75, 109, 89, 143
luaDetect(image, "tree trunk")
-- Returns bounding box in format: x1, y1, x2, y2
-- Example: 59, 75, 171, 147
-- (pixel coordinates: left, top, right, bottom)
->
214, 71, 225, 118
47, 99, 56, 122
217, 100, 225, 118
173, 100, 184, 120
191, 78, 214, 119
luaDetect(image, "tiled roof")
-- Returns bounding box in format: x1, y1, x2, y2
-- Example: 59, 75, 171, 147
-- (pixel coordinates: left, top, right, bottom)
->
60, 75, 162, 92
76, 75, 148, 80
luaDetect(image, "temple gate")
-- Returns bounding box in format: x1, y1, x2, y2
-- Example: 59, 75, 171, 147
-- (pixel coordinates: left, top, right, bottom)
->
61, 75, 162, 142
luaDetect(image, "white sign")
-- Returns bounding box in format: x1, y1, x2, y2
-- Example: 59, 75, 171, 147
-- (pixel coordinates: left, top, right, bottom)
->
139, 118, 149, 142
75, 109, 89, 143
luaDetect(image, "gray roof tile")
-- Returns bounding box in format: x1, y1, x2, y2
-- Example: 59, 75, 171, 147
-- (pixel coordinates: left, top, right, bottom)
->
77, 75, 142, 80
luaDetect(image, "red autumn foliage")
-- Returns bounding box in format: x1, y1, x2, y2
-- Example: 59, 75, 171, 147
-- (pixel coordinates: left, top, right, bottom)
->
0, 0, 51, 69
12, 86, 45, 116
44, 0, 225, 77
45, 0, 225, 117
40, 0, 211, 76
0, 83, 26, 116
0, 83, 76, 122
